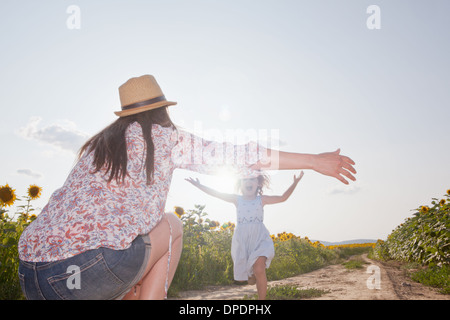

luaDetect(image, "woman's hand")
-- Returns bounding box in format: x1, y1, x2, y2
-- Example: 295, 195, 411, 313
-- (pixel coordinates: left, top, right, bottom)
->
312, 149, 356, 185
252, 148, 356, 185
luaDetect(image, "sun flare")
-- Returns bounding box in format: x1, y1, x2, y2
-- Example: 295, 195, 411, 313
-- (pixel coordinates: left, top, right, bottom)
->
211, 167, 239, 193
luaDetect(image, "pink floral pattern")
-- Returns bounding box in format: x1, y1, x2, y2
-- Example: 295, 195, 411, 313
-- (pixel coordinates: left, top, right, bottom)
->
19, 122, 268, 262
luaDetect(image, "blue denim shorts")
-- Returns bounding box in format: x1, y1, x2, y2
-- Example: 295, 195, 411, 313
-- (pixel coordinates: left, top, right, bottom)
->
18, 234, 151, 300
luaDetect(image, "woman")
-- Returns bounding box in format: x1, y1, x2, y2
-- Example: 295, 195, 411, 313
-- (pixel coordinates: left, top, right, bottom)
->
18, 75, 356, 300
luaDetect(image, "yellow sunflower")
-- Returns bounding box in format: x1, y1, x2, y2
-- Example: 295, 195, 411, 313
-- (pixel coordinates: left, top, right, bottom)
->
209, 220, 220, 230
0, 184, 17, 207
420, 206, 429, 213
439, 199, 446, 206
174, 206, 185, 218
27, 184, 42, 200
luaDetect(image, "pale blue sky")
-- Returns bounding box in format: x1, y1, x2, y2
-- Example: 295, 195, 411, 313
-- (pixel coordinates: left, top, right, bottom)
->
1, 1, 449, 242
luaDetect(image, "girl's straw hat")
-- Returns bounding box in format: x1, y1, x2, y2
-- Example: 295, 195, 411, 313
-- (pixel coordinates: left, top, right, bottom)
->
114, 75, 177, 117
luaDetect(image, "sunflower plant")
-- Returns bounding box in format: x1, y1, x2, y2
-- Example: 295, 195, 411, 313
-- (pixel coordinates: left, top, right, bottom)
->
0, 184, 16, 208
168, 203, 379, 297
372, 189, 450, 267
0, 183, 42, 299
15, 184, 43, 222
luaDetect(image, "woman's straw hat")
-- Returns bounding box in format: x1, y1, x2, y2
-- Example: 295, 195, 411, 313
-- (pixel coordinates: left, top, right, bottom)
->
114, 75, 177, 117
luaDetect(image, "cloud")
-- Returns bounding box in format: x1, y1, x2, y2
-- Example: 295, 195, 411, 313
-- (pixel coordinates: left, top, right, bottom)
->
17, 117, 90, 154
328, 184, 362, 195
17, 169, 43, 179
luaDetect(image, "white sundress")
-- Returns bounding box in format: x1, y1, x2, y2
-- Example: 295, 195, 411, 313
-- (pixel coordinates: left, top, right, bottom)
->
231, 195, 275, 281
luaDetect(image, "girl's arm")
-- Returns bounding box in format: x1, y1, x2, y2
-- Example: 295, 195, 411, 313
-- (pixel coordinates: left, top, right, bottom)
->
185, 177, 238, 205
262, 171, 304, 206
252, 148, 356, 185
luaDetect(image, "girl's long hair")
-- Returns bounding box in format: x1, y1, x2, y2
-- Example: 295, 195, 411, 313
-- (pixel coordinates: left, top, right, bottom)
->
78, 107, 176, 185
236, 173, 271, 196
255, 173, 271, 196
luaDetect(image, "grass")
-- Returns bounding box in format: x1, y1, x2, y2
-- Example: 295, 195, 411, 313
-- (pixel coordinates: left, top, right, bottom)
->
244, 284, 329, 300
341, 256, 368, 270
410, 265, 450, 294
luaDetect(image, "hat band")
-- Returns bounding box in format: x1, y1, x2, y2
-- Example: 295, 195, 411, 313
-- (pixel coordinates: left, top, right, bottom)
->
121, 95, 167, 111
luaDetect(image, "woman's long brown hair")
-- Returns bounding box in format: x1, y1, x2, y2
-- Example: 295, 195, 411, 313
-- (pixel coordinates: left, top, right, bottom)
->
78, 107, 176, 185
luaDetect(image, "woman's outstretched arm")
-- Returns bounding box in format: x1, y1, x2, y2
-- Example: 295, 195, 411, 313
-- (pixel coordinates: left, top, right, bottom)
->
252, 148, 356, 185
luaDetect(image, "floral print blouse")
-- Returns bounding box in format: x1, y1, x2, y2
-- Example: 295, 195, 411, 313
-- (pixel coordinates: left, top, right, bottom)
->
18, 122, 268, 262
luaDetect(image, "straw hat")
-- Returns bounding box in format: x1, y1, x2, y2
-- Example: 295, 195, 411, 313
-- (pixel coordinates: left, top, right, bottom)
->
114, 75, 177, 117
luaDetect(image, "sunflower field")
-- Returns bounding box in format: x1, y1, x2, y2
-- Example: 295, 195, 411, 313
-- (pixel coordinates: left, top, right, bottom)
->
1, 183, 375, 299
370, 189, 450, 293
168, 205, 374, 297
0, 184, 42, 300
371, 189, 450, 267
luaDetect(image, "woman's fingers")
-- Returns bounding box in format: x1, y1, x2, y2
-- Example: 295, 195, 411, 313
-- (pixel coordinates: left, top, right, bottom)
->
319, 150, 357, 184
342, 162, 357, 175
337, 151, 357, 182
342, 155, 356, 166
339, 167, 356, 182
335, 174, 349, 185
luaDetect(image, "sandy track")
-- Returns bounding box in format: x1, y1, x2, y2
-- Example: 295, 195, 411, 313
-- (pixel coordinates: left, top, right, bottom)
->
173, 255, 449, 300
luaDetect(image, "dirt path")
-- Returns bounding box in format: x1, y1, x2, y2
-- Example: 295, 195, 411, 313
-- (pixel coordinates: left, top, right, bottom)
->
173, 255, 449, 300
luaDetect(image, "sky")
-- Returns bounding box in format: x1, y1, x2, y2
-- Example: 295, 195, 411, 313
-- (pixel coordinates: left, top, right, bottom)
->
1, 0, 449, 242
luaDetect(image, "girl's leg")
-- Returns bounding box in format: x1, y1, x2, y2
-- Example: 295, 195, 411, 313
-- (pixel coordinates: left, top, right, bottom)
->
123, 212, 183, 300
248, 274, 256, 285
253, 256, 268, 300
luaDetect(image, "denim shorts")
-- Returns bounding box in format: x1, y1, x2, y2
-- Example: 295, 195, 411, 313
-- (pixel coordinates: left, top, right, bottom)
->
18, 234, 151, 300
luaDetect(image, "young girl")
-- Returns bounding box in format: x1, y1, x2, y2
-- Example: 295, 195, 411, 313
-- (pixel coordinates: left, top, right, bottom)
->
186, 170, 304, 300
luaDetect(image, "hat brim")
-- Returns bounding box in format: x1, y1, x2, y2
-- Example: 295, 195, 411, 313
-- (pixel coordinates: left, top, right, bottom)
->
114, 101, 177, 117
